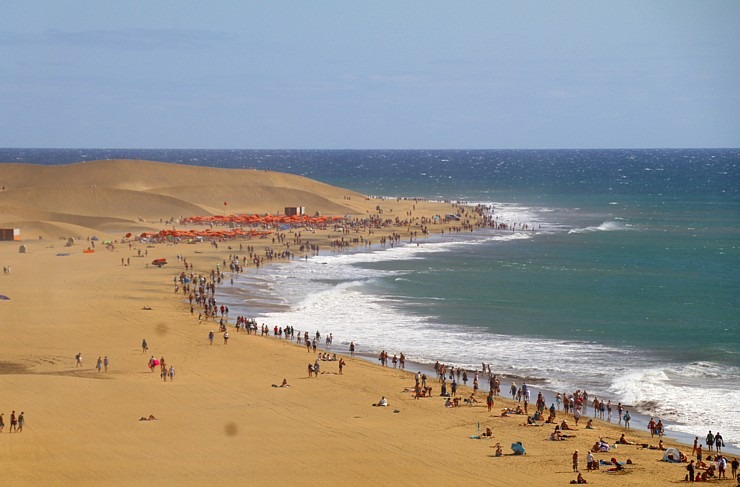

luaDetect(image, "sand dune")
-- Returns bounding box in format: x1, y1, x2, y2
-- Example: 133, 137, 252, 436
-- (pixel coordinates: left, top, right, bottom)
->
0, 160, 700, 486
0, 160, 365, 239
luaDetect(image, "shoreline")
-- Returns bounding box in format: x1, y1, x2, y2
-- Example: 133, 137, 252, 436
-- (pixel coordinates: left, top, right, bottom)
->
2, 160, 737, 485
214, 231, 740, 457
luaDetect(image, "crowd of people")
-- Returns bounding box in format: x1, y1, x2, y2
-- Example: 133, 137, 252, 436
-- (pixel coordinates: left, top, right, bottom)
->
0, 410, 24, 433
171, 249, 739, 485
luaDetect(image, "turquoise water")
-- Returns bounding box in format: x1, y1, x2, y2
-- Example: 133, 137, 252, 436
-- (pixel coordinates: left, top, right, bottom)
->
3, 148, 739, 448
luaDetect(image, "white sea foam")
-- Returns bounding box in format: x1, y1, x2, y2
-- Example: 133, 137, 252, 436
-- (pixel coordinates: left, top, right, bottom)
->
254, 275, 632, 382
220, 212, 738, 450
610, 365, 740, 449
567, 220, 627, 234
228, 241, 642, 393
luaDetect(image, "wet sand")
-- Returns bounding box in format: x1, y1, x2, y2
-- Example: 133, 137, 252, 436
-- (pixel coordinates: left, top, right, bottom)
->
0, 160, 715, 485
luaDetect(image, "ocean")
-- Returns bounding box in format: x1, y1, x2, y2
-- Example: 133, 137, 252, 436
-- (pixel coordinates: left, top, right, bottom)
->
2, 148, 739, 451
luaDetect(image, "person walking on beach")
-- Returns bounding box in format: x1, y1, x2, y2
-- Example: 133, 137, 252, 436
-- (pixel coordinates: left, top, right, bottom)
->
706, 431, 714, 452
0, 413, 4, 432
715, 432, 724, 453
9, 411, 17, 432
208, 330, 214, 345
17, 412, 24, 432
572, 450, 579, 472
168, 365, 175, 381
96, 356, 103, 372
142, 339, 148, 353
223, 331, 229, 345
349, 341, 355, 357
338, 358, 345, 375
75, 352, 83, 368
103, 356, 109, 373
648, 418, 656, 437
623, 410, 631, 429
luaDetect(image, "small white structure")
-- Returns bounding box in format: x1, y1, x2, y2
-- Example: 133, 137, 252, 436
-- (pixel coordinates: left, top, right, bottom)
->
284, 206, 305, 217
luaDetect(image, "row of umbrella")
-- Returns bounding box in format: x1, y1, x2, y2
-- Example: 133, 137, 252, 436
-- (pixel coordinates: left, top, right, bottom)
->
180, 214, 344, 225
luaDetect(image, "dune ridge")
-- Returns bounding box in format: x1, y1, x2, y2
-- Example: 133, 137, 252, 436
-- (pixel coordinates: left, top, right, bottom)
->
0, 160, 365, 239
0, 159, 702, 486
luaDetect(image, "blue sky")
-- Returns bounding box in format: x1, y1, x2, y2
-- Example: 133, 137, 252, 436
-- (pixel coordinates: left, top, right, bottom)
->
1, 1, 738, 149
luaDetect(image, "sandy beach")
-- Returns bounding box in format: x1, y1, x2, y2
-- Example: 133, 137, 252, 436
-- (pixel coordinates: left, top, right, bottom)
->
0, 160, 726, 486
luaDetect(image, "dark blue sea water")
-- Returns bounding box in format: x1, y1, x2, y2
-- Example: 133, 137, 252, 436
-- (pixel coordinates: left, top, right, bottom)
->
2, 148, 739, 449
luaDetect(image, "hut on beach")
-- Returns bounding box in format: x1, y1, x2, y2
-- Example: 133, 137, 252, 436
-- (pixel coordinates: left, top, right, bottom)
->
0, 228, 20, 241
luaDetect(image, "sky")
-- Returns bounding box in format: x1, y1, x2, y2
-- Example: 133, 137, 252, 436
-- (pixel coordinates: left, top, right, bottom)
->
1, 1, 739, 149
